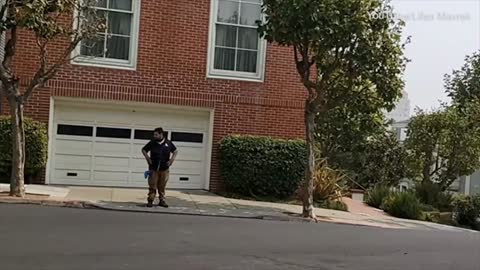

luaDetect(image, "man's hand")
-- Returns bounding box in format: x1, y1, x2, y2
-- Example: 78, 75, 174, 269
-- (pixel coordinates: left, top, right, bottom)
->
142, 149, 152, 166
167, 159, 174, 167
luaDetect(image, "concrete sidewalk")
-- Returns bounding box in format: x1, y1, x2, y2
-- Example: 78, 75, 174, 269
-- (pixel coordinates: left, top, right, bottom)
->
0, 184, 475, 232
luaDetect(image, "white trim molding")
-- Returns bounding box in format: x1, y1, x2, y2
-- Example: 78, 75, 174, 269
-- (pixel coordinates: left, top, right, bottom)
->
206, 0, 267, 82
45, 97, 55, 185
204, 108, 215, 190
72, 0, 141, 70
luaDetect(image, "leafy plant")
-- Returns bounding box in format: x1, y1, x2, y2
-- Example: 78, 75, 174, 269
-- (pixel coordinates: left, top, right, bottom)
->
382, 192, 422, 220
415, 181, 454, 212
420, 211, 439, 223
419, 203, 439, 213
415, 181, 442, 205
365, 185, 391, 209
317, 199, 348, 212
452, 195, 480, 228
219, 135, 306, 200
0, 117, 48, 182
312, 159, 347, 203
436, 192, 455, 212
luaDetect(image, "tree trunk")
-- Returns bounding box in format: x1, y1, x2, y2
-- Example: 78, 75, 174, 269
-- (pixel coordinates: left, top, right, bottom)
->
422, 152, 432, 184
302, 101, 316, 219
9, 96, 26, 197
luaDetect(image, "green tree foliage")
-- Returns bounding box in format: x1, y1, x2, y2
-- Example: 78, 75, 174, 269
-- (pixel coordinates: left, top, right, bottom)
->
356, 132, 409, 188
405, 104, 480, 190
0, 0, 103, 196
446, 51, 480, 106
258, 0, 407, 218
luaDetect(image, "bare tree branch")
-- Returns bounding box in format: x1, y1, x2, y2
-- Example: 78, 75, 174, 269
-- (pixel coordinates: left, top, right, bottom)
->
23, 1, 99, 101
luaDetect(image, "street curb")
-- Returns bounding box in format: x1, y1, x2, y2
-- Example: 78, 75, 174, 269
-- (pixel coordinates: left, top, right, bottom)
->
0, 198, 93, 209
0, 197, 305, 222
89, 202, 310, 222
2, 198, 475, 232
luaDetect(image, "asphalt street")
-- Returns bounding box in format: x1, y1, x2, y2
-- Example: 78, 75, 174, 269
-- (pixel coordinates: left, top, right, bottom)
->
0, 204, 479, 270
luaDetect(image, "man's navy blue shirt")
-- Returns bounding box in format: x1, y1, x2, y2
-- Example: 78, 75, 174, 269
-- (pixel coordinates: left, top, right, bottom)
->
142, 139, 177, 171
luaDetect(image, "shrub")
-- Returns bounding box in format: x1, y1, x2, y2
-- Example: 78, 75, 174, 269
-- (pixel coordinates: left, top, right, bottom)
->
219, 135, 306, 199
382, 191, 422, 220
419, 203, 439, 213
420, 211, 440, 223
317, 199, 348, 212
452, 195, 480, 228
312, 159, 347, 202
365, 185, 391, 208
436, 192, 454, 212
0, 117, 48, 183
415, 181, 454, 212
415, 181, 442, 205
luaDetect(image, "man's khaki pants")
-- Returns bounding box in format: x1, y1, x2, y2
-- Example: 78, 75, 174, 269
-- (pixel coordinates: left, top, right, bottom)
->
147, 170, 169, 202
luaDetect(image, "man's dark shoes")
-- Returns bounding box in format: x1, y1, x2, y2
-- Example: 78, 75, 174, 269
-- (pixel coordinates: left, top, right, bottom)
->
158, 200, 169, 208
147, 201, 153, 208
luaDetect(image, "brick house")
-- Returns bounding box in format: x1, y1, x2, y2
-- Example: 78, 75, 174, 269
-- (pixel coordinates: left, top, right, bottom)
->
1, 0, 305, 192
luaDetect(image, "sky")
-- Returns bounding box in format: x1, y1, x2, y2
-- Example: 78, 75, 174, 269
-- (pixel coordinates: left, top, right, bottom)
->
390, 0, 480, 112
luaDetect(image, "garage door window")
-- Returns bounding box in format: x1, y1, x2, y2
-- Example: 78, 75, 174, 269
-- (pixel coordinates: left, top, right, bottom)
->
57, 125, 93, 137
97, 127, 131, 139
171, 132, 203, 143
134, 129, 169, 141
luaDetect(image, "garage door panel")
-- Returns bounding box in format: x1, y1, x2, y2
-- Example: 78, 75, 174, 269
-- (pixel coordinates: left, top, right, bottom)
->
54, 169, 91, 182
130, 159, 203, 174
131, 157, 150, 170
129, 172, 151, 184
130, 144, 204, 161
55, 155, 91, 170
94, 157, 130, 172
131, 143, 149, 158
128, 172, 203, 188
93, 171, 129, 182
52, 102, 210, 189
94, 142, 131, 157
173, 167, 203, 176
55, 140, 92, 155
169, 174, 203, 187
174, 147, 203, 161
174, 161, 203, 171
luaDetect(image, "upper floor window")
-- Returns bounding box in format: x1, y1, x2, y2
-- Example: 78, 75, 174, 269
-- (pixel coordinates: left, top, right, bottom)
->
208, 0, 266, 81
74, 0, 140, 70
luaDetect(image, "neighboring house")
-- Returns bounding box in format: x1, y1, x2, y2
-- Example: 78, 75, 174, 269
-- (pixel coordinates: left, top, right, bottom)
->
390, 118, 480, 195
389, 119, 414, 190
385, 90, 411, 122
0, 0, 305, 192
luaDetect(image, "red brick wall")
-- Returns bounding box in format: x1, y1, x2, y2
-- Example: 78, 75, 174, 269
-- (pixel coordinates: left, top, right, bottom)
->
3, 0, 306, 191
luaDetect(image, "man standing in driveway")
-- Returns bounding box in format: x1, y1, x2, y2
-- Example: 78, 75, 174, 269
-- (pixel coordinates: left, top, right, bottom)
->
142, 127, 178, 208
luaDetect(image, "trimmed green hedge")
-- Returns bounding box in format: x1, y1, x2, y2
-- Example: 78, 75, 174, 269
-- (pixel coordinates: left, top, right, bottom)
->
219, 135, 306, 199
365, 185, 391, 208
0, 117, 48, 182
382, 191, 422, 220
452, 195, 480, 229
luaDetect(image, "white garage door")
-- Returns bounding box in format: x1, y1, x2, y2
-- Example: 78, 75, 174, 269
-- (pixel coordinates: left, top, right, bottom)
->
49, 100, 211, 189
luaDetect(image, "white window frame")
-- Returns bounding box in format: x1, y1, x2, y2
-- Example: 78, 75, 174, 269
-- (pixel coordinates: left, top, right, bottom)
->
72, 0, 141, 70
207, 0, 267, 82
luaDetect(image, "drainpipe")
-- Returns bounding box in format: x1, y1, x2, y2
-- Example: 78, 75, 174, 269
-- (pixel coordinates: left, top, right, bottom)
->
465, 175, 471, 195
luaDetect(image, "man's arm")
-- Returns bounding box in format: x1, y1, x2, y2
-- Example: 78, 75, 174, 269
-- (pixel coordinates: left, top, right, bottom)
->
142, 141, 153, 166
168, 143, 178, 166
